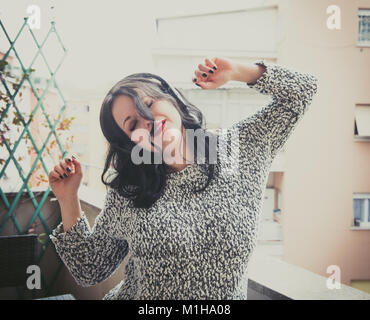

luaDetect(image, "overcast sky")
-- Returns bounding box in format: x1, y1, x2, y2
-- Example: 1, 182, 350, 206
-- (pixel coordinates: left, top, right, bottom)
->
0, 0, 266, 92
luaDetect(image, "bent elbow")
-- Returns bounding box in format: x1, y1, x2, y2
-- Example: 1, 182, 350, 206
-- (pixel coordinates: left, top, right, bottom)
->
302, 74, 319, 103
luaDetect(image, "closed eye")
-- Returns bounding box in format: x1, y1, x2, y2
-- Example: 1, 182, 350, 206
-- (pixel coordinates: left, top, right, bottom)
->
130, 120, 137, 132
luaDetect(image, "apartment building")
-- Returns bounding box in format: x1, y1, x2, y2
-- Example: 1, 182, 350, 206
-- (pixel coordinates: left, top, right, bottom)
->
149, 0, 370, 293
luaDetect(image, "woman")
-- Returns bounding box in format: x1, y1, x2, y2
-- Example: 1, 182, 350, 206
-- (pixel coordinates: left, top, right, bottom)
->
48, 57, 318, 299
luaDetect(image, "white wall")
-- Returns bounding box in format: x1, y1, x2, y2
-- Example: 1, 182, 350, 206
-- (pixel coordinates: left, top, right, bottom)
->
156, 8, 278, 53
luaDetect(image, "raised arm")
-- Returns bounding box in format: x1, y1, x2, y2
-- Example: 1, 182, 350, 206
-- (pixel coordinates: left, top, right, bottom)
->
230, 59, 319, 160
49, 187, 129, 287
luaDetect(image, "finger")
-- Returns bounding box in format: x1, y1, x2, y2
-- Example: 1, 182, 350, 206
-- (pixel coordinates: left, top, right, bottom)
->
52, 166, 64, 179
205, 58, 218, 71
57, 163, 69, 178
198, 63, 214, 75
196, 81, 214, 90
59, 161, 71, 174
194, 69, 208, 80
50, 170, 64, 181
71, 154, 82, 174
65, 156, 73, 166
48, 175, 58, 183
192, 74, 202, 87
63, 157, 75, 173
192, 80, 202, 88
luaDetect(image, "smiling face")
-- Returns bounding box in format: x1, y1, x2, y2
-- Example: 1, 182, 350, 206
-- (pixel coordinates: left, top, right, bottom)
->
111, 90, 186, 162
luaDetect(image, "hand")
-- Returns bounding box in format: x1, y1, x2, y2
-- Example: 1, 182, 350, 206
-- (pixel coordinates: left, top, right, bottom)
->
192, 57, 236, 90
48, 154, 83, 201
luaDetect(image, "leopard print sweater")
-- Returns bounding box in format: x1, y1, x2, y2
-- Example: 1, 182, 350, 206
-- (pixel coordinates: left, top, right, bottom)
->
50, 60, 318, 299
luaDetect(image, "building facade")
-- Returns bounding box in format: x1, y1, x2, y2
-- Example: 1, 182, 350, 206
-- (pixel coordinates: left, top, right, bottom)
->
150, 0, 370, 292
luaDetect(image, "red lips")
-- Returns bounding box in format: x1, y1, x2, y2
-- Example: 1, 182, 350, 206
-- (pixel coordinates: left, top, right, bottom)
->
161, 119, 166, 132
153, 119, 166, 137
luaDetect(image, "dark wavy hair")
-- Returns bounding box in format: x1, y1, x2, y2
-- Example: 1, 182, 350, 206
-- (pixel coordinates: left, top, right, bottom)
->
99, 73, 219, 208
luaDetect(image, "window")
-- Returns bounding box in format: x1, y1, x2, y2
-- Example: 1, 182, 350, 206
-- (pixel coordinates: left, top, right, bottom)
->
354, 104, 370, 140
358, 9, 370, 47
353, 194, 370, 227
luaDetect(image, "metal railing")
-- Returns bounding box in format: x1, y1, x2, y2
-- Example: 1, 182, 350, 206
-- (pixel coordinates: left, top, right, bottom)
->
0, 16, 69, 298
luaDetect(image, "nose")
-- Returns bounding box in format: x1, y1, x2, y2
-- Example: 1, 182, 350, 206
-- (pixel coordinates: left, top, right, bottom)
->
144, 118, 153, 135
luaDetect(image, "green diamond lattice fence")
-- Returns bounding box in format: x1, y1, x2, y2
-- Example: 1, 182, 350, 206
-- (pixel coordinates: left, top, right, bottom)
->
0, 16, 70, 299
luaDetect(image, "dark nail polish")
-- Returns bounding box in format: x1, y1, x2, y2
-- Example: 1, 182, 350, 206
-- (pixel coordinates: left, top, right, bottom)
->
66, 167, 71, 172
213, 66, 217, 70
195, 83, 201, 87
63, 173, 68, 178
202, 73, 207, 77
67, 158, 72, 162
209, 69, 214, 74
59, 175, 63, 179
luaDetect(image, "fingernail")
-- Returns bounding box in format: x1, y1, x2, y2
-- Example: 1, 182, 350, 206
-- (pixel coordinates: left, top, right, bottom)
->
208, 69, 214, 74
202, 73, 207, 78
67, 158, 72, 162
59, 175, 63, 179
192, 78, 197, 83
213, 66, 217, 70
63, 173, 68, 178
195, 83, 201, 87
66, 167, 71, 172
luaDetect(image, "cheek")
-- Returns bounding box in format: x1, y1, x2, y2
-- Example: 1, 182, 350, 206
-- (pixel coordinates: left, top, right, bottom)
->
131, 130, 153, 152
170, 110, 182, 130
158, 102, 182, 129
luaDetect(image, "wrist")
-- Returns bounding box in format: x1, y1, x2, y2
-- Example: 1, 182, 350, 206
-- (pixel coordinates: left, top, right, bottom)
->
230, 62, 266, 84
58, 193, 79, 206
230, 62, 245, 82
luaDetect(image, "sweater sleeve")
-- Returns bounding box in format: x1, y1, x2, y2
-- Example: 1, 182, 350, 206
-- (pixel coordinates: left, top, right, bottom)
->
231, 59, 318, 161
49, 187, 129, 287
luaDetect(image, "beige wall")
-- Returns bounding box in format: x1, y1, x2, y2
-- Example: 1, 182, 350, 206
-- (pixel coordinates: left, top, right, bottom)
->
279, 0, 370, 287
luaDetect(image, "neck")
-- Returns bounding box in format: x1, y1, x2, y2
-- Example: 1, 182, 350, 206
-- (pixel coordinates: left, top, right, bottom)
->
166, 127, 194, 173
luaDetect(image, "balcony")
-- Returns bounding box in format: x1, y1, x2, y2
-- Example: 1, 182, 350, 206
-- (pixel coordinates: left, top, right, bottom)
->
0, 19, 363, 295
1, 185, 369, 300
